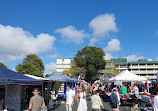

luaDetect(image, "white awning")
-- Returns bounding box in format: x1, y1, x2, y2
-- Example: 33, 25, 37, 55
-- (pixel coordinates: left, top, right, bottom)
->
109, 70, 147, 82
24, 74, 49, 80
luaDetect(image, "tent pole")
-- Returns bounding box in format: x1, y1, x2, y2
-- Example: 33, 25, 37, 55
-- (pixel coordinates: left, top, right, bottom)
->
5, 84, 8, 110
42, 84, 44, 97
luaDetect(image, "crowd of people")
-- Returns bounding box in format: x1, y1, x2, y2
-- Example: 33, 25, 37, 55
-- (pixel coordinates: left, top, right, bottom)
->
27, 82, 158, 111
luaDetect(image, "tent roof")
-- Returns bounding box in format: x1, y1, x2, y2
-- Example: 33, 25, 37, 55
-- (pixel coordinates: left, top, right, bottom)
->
71, 77, 80, 83
60, 74, 74, 82
0, 66, 43, 85
47, 72, 68, 82
109, 70, 147, 82
24, 74, 49, 80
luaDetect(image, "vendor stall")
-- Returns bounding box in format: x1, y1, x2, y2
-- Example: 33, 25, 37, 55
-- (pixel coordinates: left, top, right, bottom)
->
0, 66, 42, 111
109, 70, 147, 82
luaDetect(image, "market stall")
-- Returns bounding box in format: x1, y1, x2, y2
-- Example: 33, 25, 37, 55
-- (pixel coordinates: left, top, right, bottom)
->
0, 66, 42, 111
109, 70, 147, 82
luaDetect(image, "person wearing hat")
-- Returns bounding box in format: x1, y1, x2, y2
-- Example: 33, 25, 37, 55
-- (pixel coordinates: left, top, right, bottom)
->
91, 90, 104, 111
28, 88, 45, 111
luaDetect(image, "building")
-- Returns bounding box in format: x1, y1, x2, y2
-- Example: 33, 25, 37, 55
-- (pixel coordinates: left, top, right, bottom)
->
128, 59, 158, 80
106, 58, 128, 72
56, 58, 72, 74
107, 58, 158, 80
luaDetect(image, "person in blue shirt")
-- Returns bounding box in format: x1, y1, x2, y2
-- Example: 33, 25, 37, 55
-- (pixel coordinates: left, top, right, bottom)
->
110, 89, 119, 111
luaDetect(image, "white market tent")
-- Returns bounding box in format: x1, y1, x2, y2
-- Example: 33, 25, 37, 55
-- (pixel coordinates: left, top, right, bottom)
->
109, 70, 147, 82
24, 74, 49, 80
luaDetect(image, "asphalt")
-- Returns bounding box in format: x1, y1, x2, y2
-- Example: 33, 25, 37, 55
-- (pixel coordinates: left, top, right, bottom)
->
52, 96, 129, 111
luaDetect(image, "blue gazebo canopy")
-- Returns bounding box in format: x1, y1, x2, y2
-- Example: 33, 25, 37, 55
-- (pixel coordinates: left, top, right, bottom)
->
0, 66, 43, 85
48, 72, 68, 82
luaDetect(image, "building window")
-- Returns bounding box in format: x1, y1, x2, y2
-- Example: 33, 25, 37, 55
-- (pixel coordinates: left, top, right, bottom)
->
140, 74, 146, 76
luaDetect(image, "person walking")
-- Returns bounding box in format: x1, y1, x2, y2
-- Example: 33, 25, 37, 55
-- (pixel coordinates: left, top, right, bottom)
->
75, 84, 80, 100
151, 89, 158, 111
77, 86, 87, 111
133, 84, 139, 97
91, 90, 104, 111
110, 89, 119, 111
112, 86, 120, 105
65, 84, 75, 111
29, 88, 45, 111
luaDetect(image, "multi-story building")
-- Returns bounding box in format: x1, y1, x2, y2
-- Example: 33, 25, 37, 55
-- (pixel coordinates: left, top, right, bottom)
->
56, 58, 71, 74
128, 59, 158, 80
107, 58, 158, 80
106, 58, 128, 72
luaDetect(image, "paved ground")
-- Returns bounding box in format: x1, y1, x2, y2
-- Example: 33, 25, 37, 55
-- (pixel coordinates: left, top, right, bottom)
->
52, 96, 129, 111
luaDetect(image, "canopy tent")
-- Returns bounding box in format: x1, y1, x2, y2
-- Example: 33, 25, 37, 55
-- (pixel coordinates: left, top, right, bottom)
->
105, 77, 109, 83
71, 77, 80, 83
60, 73, 74, 82
0, 66, 43, 111
24, 74, 49, 81
109, 70, 147, 82
48, 72, 68, 82
0, 66, 43, 85
79, 79, 85, 83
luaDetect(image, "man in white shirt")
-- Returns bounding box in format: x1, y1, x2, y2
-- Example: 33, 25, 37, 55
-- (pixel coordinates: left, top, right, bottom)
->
151, 89, 158, 111
133, 84, 139, 97
65, 84, 75, 111
91, 90, 104, 111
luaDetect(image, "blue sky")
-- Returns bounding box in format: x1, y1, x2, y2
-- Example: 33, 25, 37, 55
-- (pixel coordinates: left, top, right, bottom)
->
0, 0, 158, 74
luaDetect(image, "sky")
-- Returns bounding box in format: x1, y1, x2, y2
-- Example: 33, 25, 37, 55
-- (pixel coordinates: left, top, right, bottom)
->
0, 0, 158, 75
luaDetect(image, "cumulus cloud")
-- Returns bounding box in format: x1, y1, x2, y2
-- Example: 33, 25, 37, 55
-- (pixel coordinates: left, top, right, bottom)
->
89, 13, 118, 45
55, 25, 89, 44
0, 24, 56, 62
104, 53, 115, 60
125, 54, 145, 62
45, 53, 60, 59
104, 39, 121, 53
44, 62, 56, 75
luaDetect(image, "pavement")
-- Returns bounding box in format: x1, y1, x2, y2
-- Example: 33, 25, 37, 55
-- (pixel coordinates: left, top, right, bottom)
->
52, 96, 129, 111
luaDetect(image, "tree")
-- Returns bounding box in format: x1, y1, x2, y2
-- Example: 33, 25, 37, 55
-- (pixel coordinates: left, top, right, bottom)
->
0, 62, 7, 68
45, 72, 55, 78
74, 46, 106, 82
62, 61, 85, 78
16, 54, 44, 77
103, 62, 119, 78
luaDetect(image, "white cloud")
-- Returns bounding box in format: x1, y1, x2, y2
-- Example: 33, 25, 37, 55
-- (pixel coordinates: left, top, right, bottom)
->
44, 62, 56, 75
125, 54, 145, 62
45, 53, 60, 59
104, 39, 121, 53
148, 59, 153, 61
55, 25, 89, 44
104, 53, 115, 60
89, 13, 118, 45
156, 58, 158, 61
0, 24, 56, 62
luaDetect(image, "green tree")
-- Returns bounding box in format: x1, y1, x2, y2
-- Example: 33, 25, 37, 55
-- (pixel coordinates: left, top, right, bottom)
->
0, 62, 7, 68
62, 61, 85, 78
16, 54, 44, 77
45, 72, 55, 78
74, 46, 106, 82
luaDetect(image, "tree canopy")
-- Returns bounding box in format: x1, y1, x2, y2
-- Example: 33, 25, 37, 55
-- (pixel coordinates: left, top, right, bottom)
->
15, 54, 44, 77
74, 46, 106, 82
62, 61, 85, 78
0, 62, 7, 68
104, 62, 119, 78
